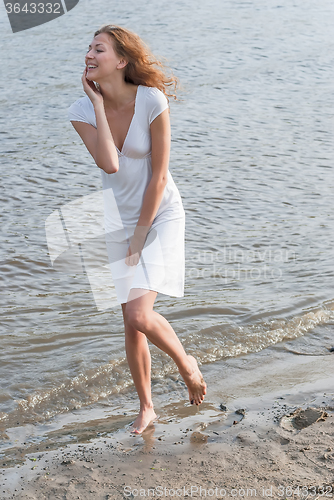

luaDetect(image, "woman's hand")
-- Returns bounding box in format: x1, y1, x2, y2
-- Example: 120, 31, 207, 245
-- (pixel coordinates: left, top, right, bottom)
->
125, 229, 148, 266
125, 235, 143, 266
81, 68, 103, 107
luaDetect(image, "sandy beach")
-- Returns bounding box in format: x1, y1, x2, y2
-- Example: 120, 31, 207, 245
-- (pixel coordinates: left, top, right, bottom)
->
2, 342, 333, 500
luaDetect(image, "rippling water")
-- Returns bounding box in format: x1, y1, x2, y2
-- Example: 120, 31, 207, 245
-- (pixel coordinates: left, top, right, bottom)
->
0, 0, 333, 439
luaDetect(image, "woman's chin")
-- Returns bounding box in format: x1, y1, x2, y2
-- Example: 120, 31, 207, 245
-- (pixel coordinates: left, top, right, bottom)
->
86, 72, 99, 82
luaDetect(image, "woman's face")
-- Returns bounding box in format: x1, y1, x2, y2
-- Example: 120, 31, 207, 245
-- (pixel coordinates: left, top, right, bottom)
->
85, 33, 126, 82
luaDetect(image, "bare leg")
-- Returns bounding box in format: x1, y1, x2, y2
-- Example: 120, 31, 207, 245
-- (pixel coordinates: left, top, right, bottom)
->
122, 302, 157, 434
124, 289, 206, 408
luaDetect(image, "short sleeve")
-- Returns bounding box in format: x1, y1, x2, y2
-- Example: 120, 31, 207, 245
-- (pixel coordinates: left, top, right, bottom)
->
146, 88, 169, 125
68, 98, 90, 124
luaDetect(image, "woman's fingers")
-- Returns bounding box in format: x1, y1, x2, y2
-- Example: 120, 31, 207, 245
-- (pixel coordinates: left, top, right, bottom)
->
125, 253, 140, 266
125, 234, 145, 266
125, 247, 140, 266
81, 68, 103, 105
81, 68, 95, 94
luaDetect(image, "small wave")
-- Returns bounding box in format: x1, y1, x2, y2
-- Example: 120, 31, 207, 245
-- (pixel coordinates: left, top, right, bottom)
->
1, 305, 333, 432
182, 305, 334, 364
0, 357, 131, 431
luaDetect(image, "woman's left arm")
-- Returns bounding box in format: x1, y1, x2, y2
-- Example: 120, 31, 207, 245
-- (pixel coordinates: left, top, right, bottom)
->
125, 108, 170, 265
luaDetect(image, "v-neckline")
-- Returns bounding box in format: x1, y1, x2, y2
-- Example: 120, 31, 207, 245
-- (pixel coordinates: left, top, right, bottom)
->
115, 85, 140, 155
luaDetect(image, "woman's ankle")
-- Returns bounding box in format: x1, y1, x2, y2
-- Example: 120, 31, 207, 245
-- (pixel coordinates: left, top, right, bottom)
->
139, 402, 155, 411
177, 354, 194, 377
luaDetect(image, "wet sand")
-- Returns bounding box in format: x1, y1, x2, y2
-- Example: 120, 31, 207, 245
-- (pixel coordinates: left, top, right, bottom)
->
1, 392, 333, 499
1, 346, 334, 499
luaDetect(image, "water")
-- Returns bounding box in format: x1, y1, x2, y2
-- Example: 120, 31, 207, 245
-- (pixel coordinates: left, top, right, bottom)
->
0, 0, 333, 448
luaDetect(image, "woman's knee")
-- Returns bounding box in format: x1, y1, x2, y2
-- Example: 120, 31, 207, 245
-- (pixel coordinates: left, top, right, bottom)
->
125, 307, 150, 332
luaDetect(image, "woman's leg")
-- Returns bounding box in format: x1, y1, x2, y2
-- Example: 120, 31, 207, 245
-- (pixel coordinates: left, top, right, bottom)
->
121, 302, 157, 434
124, 289, 206, 418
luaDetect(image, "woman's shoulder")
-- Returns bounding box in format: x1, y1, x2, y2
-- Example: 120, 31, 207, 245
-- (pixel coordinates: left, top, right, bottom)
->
140, 86, 169, 124
68, 95, 95, 125
68, 95, 93, 112
141, 85, 167, 99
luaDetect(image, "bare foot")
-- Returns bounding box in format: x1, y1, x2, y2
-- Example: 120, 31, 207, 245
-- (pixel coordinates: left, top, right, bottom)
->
179, 355, 207, 405
130, 406, 157, 434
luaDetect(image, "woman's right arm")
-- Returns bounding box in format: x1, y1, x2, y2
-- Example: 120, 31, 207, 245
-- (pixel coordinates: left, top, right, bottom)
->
70, 70, 119, 174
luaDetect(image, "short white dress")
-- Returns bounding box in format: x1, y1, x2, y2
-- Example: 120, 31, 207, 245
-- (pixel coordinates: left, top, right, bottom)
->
68, 85, 185, 304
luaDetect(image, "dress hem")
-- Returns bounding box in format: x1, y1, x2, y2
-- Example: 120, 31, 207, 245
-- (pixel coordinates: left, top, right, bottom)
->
119, 285, 184, 304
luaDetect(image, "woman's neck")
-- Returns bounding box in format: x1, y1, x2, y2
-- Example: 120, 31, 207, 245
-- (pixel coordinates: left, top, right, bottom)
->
98, 79, 137, 111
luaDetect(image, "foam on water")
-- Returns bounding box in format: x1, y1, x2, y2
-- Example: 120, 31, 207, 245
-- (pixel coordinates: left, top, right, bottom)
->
0, 303, 333, 432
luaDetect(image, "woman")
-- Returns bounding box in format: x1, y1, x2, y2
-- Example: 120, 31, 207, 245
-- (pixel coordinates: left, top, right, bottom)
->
68, 25, 206, 434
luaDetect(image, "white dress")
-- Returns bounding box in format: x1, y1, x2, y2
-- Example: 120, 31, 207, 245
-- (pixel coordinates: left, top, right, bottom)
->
68, 85, 185, 304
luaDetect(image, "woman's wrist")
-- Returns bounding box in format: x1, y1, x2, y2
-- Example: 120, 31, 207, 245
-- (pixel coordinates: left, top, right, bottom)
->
134, 225, 150, 241
93, 100, 105, 112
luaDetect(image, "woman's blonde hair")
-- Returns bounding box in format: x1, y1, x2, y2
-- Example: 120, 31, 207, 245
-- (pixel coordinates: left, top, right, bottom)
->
93, 24, 178, 100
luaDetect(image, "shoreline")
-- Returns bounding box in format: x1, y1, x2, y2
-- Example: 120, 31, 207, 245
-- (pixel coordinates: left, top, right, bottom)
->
1, 373, 333, 499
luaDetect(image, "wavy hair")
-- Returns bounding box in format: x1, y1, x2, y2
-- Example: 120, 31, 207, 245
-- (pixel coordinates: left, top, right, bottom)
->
93, 24, 178, 100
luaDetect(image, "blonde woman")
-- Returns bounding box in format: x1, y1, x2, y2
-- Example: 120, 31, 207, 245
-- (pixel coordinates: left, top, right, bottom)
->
68, 25, 206, 434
